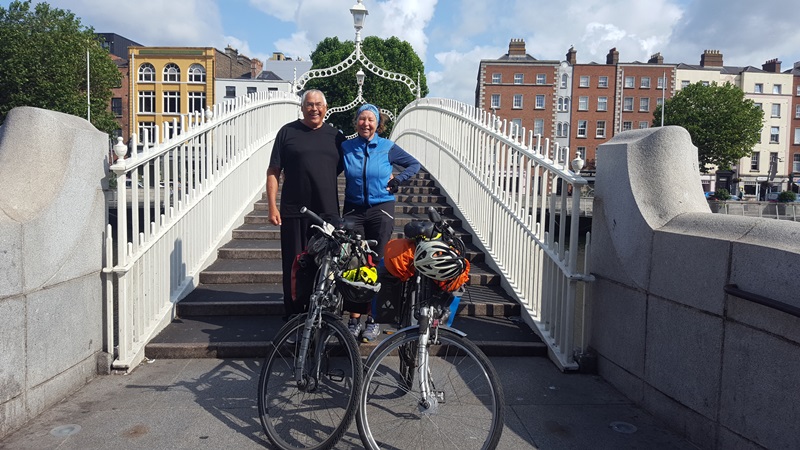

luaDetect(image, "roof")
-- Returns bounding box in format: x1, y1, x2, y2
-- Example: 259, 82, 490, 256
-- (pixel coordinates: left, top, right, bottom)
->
256, 71, 283, 81
676, 63, 766, 75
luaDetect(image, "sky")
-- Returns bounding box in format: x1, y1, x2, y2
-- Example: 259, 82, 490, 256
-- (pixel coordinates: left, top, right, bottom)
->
5, 0, 800, 105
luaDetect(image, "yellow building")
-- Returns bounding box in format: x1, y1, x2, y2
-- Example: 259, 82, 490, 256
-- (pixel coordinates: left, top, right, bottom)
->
128, 46, 257, 145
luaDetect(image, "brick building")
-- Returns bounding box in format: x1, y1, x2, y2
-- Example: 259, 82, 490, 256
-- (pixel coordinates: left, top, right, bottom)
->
786, 62, 800, 192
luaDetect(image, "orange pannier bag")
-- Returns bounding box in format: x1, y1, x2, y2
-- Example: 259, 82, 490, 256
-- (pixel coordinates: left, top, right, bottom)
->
437, 258, 470, 292
383, 238, 416, 281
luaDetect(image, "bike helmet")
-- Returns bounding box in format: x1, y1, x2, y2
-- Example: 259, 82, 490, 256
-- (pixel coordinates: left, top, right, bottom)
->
403, 220, 436, 240
413, 240, 467, 281
335, 271, 381, 304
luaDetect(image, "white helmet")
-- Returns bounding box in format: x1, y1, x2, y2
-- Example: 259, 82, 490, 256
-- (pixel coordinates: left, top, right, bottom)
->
413, 240, 466, 281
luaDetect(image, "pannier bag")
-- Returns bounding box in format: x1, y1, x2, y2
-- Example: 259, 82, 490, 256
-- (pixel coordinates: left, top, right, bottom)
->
383, 238, 416, 281
372, 261, 404, 324
290, 251, 318, 314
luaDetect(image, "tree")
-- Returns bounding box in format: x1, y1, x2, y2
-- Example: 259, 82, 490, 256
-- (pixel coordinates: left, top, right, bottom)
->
653, 81, 763, 173
306, 36, 428, 136
0, 0, 121, 135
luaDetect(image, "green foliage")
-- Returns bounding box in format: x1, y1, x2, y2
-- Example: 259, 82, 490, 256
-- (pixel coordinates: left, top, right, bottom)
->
653, 81, 763, 173
713, 188, 731, 200
777, 191, 797, 203
306, 36, 428, 136
0, 0, 121, 135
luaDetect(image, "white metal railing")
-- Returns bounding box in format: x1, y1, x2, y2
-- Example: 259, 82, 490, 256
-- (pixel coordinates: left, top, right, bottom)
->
103, 91, 299, 369
709, 200, 800, 221
391, 98, 594, 370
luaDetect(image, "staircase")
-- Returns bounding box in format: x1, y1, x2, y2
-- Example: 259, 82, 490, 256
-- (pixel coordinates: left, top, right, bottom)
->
146, 170, 546, 358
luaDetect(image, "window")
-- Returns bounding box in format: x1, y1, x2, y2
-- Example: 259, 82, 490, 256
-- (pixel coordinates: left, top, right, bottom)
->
138, 63, 155, 82
558, 97, 566, 112
247, 86, 257, 95
751, 152, 759, 170
657, 76, 665, 89
794, 153, 800, 172
111, 97, 122, 117
639, 97, 650, 112
656, 97, 664, 107
622, 121, 632, 131
702, 81, 710, 87
188, 92, 206, 113
557, 122, 569, 137
771, 103, 781, 117
773, 84, 782, 94
537, 73, 547, 84
188, 64, 206, 83
623, 97, 633, 111
163, 63, 180, 82
561, 74, 568, 89
535, 94, 545, 109
226, 86, 236, 98
515, 73, 524, 84
770, 126, 780, 143
596, 120, 606, 138
164, 91, 180, 114
138, 122, 156, 144
579, 76, 590, 87
577, 120, 587, 137
796, 105, 800, 119
681, 80, 690, 88
638, 121, 649, 129
563, 97, 570, 111
578, 96, 588, 111
533, 119, 544, 136
513, 94, 523, 109
624, 76, 634, 88
511, 119, 522, 137
492, 73, 501, 84
576, 147, 586, 160
754, 83, 763, 93
640, 77, 651, 88
138, 91, 155, 113
770, 153, 778, 172
491, 93, 501, 108
754, 102, 763, 110
597, 96, 608, 111
598, 76, 608, 88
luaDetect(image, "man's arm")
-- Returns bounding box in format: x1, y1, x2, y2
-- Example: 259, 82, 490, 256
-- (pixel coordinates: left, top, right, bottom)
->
267, 166, 281, 226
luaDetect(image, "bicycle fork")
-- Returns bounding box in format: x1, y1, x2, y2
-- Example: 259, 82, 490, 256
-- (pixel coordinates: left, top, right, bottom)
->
416, 306, 445, 413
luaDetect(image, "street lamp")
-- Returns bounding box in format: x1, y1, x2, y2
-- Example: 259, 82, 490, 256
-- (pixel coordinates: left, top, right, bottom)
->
293, 0, 419, 99
350, 0, 368, 43
324, 68, 395, 123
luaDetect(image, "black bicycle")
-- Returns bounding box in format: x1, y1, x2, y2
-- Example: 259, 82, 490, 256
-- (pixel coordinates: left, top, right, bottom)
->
357, 207, 505, 450
258, 207, 380, 450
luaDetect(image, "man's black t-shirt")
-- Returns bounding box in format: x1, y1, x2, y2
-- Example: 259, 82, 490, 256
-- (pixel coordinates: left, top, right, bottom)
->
269, 120, 344, 218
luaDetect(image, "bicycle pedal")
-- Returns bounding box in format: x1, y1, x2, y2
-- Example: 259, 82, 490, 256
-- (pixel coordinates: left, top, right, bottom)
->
327, 368, 345, 382
433, 390, 446, 403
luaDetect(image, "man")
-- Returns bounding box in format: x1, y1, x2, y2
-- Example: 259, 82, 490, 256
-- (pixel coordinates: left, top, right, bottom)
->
267, 89, 344, 318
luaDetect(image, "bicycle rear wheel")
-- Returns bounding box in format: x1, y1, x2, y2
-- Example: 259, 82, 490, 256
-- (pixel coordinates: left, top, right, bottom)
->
258, 313, 362, 450
358, 328, 505, 450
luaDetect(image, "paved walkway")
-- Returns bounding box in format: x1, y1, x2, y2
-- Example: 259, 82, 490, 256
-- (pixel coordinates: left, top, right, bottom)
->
0, 357, 699, 449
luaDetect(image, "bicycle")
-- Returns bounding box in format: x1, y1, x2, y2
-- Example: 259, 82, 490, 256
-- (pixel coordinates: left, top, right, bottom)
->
357, 206, 505, 450
257, 207, 381, 450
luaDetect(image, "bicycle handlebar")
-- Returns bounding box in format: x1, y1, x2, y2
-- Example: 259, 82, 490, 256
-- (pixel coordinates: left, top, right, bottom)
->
300, 206, 325, 227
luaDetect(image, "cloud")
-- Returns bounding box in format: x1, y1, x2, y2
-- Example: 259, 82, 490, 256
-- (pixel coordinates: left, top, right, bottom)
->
427, 45, 506, 105
248, 0, 297, 22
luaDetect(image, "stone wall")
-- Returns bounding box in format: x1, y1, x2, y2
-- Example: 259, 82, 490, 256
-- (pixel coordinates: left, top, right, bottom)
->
590, 125, 800, 449
0, 107, 107, 438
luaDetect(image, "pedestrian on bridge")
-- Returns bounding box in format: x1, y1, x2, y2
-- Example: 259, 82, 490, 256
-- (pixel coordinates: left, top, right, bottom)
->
266, 89, 345, 320
341, 103, 420, 342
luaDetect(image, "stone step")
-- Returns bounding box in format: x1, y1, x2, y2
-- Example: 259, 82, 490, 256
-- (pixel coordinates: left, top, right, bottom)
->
176, 283, 516, 317
145, 313, 546, 359
243, 210, 462, 228
217, 239, 281, 259
231, 223, 281, 240
251, 199, 453, 215
199, 257, 498, 285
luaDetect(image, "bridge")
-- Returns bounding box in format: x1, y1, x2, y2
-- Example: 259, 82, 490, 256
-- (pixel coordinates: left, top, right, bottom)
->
2, 96, 799, 450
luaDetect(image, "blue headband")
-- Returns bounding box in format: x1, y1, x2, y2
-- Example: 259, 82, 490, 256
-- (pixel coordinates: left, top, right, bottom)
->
357, 104, 380, 127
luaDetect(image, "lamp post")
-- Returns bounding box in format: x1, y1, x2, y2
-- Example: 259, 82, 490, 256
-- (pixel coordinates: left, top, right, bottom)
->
293, 0, 420, 99
325, 68, 395, 124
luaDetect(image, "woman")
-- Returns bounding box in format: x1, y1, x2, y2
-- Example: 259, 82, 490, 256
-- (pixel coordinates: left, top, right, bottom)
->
341, 103, 420, 342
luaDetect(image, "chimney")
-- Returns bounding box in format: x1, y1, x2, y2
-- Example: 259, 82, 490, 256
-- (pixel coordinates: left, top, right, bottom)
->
648, 52, 664, 64
508, 38, 526, 58
225, 45, 238, 58
566, 46, 577, 65
606, 47, 619, 65
251, 58, 263, 79
762, 58, 781, 73
700, 50, 723, 67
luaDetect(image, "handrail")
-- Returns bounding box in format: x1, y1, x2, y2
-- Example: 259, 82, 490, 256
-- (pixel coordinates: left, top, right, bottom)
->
724, 284, 800, 318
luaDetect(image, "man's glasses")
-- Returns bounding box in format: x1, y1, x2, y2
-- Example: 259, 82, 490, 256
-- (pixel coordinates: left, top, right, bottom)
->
303, 102, 326, 109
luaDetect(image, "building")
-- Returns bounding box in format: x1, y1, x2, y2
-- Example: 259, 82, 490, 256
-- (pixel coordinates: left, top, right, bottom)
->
96, 33, 143, 60
476, 40, 675, 173
784, 61, 800, 193
128, 45, 258, 145
214, 49, 312, 101
676, 51, 793, 197
108, 54, 131, 148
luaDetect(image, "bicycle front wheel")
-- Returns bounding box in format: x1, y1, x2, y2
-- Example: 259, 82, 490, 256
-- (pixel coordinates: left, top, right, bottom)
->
258, 313, 362, 450
358, 328, 505, 450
